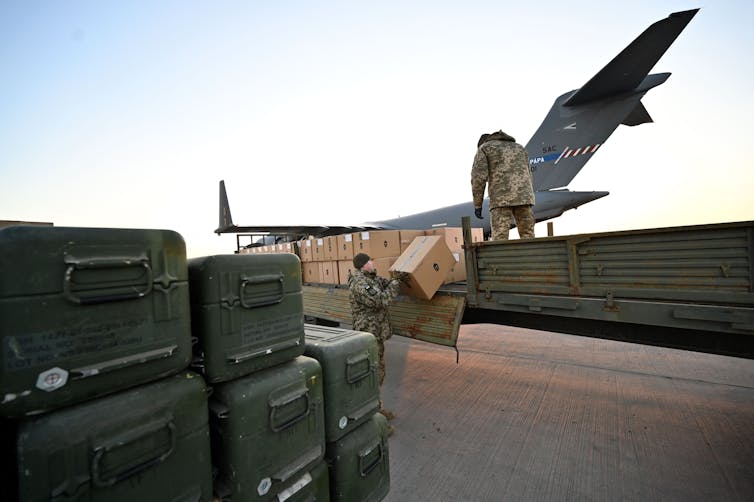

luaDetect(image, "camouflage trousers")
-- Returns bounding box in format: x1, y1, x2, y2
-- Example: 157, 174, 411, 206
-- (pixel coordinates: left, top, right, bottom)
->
490, 205, 535, 240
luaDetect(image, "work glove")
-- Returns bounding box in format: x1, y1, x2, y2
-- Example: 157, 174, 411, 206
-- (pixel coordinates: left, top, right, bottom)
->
474, 207, 483, 219
391, 271, 410, 282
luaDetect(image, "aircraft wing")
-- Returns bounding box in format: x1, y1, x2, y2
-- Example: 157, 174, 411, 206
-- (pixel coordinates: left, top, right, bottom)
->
214, 181, 380, 238
215, 223, 379, 238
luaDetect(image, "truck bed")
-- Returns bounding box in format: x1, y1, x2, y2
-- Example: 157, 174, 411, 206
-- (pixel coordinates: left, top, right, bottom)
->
303, 220, 754, 359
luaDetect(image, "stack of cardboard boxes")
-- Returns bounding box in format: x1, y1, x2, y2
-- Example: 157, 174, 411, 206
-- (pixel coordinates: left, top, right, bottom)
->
243, 227, 485, 293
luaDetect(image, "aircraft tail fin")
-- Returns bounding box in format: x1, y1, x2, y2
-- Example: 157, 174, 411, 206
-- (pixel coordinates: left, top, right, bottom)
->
527, 9, 697, 191
216, 180, 234, 234
564, 9, 698, 107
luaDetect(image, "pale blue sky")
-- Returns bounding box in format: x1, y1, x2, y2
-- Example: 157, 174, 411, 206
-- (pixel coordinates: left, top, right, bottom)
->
2, 1, 753, 257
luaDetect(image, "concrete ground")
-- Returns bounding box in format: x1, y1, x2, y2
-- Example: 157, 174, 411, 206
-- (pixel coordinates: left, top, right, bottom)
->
380, 324, 754, 502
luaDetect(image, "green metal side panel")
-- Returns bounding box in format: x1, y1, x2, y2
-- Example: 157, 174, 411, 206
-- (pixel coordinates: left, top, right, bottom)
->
474, 221, 754, 305
302, 285, 465, 347
463, 218, 754, 339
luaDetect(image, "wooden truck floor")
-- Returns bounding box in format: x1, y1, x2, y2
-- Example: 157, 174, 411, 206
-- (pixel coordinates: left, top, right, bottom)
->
380, 324, 754, 501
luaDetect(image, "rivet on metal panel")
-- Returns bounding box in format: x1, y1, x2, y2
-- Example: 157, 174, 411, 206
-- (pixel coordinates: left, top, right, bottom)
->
720, 263, 731, 278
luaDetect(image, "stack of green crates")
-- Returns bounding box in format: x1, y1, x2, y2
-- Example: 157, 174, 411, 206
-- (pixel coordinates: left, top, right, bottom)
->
0, 226, 213, 501
188, 254, 329, 501
304, 324, 391, 502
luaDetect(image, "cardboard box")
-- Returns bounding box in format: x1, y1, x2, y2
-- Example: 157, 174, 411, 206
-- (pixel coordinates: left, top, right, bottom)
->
319, 261, 338, 284
353, 230, 401, 259
444, 251, 467, 284
399, 230, 426, 254
428, 227, 484, 253
277, 242, 293, 254
373, 256, 398, 280
298, 239, 313, 262
389, 235, 455, 300
313, 238, 325, 262
337, 260, 356, 285
323, 236, 338, 261
302, 262, 321, 283
337, 233, 354, 261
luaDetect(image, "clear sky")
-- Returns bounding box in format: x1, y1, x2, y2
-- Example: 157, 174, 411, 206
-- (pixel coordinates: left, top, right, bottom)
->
2, 1, 753, 258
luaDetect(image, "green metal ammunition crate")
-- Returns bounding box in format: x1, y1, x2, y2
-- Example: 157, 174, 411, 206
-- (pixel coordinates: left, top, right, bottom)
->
269, 461, 330, 502
0, 226, 192, 418
188, 254, 305, 383
326, 413, 390, 502
304, 324, 379, 441
210, 356, 326, 501
16, 372, 213, 502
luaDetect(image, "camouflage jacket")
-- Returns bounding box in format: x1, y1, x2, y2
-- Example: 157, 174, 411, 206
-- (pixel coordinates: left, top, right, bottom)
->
471, 130, 535, 209
347, 269, 401, 341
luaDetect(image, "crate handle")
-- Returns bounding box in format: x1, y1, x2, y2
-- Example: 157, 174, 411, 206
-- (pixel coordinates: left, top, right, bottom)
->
91, 417, 176, 487
358, 439, 384, 477
63, 256, 153, 304
269, 387, 311, 432
239, 273, 284, 308
345, 352, 373, 384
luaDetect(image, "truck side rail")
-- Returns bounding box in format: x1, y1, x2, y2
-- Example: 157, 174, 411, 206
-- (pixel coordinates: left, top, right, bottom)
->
462, 217, 754, 358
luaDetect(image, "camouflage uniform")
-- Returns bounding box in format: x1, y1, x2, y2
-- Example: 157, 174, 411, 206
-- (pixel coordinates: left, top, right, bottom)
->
347, 269, 401, 408
471, 130, 536, 240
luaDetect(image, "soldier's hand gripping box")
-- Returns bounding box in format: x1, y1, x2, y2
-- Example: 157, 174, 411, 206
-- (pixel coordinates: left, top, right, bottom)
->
209, 356, 326, 501
326, 412, 390, 502
0, 226, 192, 418
188, 254, 305, 383
16, 372, 213, 502
304, 324, 380, 441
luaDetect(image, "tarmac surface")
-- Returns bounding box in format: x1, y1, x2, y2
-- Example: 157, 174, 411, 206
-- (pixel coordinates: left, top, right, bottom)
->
380, 324, 754, 502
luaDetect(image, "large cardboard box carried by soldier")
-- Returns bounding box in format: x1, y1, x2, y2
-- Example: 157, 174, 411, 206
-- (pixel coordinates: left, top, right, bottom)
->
389, 235, 455, 300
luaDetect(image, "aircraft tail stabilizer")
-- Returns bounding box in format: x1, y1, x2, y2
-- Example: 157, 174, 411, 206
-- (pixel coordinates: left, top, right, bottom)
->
216, 180, 234, 234
527, 10, 698, 191
564, 9, 698, 107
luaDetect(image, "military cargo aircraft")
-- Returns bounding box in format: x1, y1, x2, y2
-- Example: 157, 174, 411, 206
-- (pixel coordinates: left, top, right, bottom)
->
216, 9, 698, 241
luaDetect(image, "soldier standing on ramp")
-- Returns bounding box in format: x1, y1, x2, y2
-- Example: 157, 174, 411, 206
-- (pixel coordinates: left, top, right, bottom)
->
347, 252, 407, 432
471, 130, 536, 240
